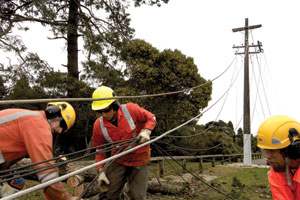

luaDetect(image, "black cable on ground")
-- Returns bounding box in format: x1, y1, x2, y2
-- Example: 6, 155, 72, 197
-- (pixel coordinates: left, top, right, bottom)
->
152, 143, 234, 200
152, 143, 189, 183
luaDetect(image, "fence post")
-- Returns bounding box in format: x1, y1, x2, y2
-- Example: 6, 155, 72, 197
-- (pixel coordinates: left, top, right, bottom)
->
229, 156, 232, 164
212, 157, 215, 167
182, 159, 186, 174
159, 160, 164, 178
221, 156, 224, 165
199, 158, 203, 172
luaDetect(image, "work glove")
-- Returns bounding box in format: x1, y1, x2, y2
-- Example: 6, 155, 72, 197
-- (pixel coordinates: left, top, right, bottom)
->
137, 128, 151, 144
97, 172, 110, 193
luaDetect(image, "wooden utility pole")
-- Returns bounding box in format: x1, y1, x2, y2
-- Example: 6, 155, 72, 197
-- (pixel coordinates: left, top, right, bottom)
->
232, 18, 262, 166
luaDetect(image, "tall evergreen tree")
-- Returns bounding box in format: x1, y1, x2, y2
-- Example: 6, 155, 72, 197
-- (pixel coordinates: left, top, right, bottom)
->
0, 0, 169, 97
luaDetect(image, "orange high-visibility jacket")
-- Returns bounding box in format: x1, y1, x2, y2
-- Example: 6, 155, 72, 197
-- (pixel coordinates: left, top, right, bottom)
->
0, 109, 70, 200
268, 167, 300, 199
92, 103, 156, 170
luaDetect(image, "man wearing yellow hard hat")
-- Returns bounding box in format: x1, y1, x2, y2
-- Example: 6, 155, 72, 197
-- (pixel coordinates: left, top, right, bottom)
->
91, 86, 156, 199
0, 102, 81, 200
257, 115, 300, 199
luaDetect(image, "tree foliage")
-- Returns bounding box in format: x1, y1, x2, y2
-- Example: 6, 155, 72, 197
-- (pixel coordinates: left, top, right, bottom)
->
119, 39, 212, 136
168, 120, 259, 157
0, 0, 169, 97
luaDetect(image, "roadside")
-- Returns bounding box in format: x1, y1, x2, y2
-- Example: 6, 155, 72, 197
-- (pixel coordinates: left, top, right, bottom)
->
145, 159, 271, 200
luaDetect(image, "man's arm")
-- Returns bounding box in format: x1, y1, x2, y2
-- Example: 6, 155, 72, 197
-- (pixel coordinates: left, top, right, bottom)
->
20, 116, 76, 200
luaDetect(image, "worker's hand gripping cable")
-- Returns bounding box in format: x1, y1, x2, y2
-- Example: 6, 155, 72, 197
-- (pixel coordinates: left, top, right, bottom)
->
137, 128, 151, 144
97, 171, 110, 193
96, 139, 138, 192
77, 138, 139, 200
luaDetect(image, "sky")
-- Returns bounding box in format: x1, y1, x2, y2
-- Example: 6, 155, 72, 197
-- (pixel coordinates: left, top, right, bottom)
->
127, 0, 300, 134
2, 0, 300, 135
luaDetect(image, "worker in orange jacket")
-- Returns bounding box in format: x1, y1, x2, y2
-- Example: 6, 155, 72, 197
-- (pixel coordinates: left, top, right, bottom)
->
92, 86, 156, 200
0, 102, 80, 200
257, 115, 300, 200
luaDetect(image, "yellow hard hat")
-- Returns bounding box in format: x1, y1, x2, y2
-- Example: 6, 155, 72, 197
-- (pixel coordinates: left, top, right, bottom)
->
91, 86, 116, 110
46, 102, 76, 132
257, 115, 300, 149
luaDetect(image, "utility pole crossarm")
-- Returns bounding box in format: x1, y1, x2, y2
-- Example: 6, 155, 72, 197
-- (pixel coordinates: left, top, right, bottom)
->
232, 24, 262, 32
233, 41, 263, 55
235, 51, 262, 55
233, 44, 262, 48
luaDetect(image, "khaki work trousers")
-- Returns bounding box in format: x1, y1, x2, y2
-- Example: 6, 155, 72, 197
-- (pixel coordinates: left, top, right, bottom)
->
99, 162, 148, 200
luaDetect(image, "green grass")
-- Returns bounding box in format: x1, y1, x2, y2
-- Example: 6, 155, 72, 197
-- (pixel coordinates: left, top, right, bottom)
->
205, 167, 271, 200
19, 181, 74, 200
18, 160, 271, 200
149, 160, 271, 200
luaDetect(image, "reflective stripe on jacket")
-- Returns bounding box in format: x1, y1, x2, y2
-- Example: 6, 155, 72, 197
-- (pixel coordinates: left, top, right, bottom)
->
93, 103, 156, 170
268, 166, 300, 199
100, 104, 137, 142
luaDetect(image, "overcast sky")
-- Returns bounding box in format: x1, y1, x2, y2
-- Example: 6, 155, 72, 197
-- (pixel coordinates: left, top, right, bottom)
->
128, 0, 300, 134
3, 0, 300, 135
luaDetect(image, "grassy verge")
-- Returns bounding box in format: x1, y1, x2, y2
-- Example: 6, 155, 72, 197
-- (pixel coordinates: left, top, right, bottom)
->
200, 166, 271, 200
149, 160, 271, 200
18, 161, 271, 200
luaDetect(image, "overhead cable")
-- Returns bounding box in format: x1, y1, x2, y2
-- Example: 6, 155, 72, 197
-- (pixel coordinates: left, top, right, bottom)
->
0, 56, 237, 105
166, 56, 240, 138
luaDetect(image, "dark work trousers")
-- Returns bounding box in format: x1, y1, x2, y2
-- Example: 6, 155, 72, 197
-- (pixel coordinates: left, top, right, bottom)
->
98, 162, 149, 200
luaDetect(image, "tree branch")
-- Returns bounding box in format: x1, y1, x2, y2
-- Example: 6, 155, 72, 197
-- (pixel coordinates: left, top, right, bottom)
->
0, 22, 13, 38
6, 14, 68, 26
0, 39, 25, 62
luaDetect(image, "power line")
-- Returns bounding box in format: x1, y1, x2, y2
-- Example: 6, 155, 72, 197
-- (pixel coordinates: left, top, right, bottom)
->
0, 56, 237, 105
